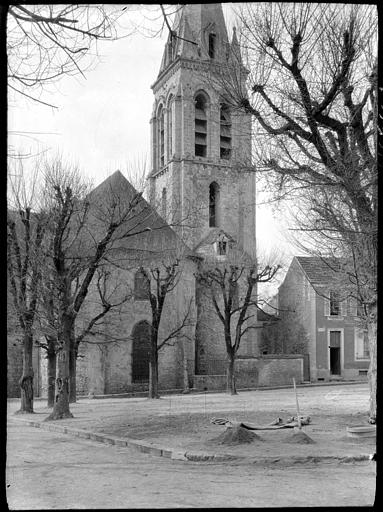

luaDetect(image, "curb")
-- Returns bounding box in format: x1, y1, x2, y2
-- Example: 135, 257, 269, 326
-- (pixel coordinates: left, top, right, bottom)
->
9, 416, 373, 465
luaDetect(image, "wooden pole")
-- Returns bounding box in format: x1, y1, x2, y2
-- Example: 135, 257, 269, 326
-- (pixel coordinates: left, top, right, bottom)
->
293, 378, 302, 429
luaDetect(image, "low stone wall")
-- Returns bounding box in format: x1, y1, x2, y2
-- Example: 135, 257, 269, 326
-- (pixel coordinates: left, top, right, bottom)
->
193, 355, 304, 391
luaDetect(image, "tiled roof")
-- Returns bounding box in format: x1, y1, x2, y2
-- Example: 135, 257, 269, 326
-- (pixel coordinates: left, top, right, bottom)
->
295, 256, 343, 285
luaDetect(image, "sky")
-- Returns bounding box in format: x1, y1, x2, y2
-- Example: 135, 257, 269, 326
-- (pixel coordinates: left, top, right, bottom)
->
7, 4, 294, 292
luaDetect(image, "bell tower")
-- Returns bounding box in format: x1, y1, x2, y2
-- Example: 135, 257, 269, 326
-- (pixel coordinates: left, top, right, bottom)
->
148, 3, 255, 259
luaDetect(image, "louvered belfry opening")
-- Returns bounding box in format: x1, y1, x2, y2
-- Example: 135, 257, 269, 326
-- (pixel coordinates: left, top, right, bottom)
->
195, 93, 207, 157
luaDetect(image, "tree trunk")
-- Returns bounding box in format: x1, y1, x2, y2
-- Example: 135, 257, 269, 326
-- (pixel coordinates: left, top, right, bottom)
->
46, 340, 57, 408
367, 304, 377, 423
45, 316, 73, 420
226, 355, 237, 395
181, 338, 190, 393
69, 337, 77, 403
15, 331, 34, 414
148, 350, 160, 399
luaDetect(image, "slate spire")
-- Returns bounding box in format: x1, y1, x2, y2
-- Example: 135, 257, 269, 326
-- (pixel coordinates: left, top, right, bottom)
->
157, 3, 230, 77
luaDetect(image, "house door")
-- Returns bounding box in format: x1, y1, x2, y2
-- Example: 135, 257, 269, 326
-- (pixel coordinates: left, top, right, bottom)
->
329, 331, 341, 375
132, 321, 151, 382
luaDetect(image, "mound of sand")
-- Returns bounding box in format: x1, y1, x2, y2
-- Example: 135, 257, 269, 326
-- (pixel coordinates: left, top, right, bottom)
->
286, 430, 315, 444
211, 423, 262, 445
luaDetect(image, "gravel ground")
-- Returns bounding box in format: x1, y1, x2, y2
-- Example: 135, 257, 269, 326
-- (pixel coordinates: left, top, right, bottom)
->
7, 383, 376, 461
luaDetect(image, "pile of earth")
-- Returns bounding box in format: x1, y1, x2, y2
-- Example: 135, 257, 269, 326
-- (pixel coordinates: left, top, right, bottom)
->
210, 423, 262, 445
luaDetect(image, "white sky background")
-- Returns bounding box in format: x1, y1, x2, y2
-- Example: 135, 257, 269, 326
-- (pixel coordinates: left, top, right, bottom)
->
7, 4, 294, 293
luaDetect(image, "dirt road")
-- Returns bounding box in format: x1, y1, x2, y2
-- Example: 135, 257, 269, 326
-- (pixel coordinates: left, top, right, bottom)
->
6, 420, 376, 509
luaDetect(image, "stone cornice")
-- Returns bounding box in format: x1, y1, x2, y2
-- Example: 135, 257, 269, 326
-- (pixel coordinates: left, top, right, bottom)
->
152, 56, 244, 94
149, 157, 251, 178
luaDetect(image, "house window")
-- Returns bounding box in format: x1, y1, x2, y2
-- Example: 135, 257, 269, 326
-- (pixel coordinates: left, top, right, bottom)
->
357, 301, 365, 318
329, 291, 340, 316
158, 106, 165, 168
220, 104, 231, 159
195, 93, 208, 157
355, 329, 370, 360
209, 182, 219, 227
134, 269, 150, 300
208, 33, 216, 58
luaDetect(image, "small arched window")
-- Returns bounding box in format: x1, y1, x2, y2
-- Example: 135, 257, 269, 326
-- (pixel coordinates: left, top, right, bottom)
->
209, 182, 220, 227
208, 33, 217, 59
195, 93, 208, 157
220, 104, 231, 159
158, 105, 165, 168
134, 269, 150, 301
161, 187, 167, 219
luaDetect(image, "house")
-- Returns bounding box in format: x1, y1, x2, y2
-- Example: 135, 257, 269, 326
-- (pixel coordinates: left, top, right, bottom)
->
278, 256, 370, 382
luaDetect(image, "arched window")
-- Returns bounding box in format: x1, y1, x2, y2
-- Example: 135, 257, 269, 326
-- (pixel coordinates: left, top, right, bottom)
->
220, 104, 231, 159
208, 33, 217, 59
161, 187, 167, 219
132, 320, 151, 382
167, 96, 173, 158
195, 93, 208, 157
158, 105, 165, 168
134, 269, 150, 300
209, 182, 220, 227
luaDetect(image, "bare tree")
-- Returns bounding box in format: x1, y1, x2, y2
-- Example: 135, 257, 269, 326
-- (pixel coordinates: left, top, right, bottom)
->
7, 160, 47, 413
6, 4, 131, 109
221, 3, 377, 420
137, 260, 194, 399
41, 158, 161, 420
260, 311, 308, 356
69, 267, 132, 402
196, 259, 280, 395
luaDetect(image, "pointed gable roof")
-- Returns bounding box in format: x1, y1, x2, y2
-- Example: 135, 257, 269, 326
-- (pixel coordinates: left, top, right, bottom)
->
85, 171, 193, 266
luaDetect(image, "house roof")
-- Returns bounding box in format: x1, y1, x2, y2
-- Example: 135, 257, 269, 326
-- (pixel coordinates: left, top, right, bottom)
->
295, 256, 344, 285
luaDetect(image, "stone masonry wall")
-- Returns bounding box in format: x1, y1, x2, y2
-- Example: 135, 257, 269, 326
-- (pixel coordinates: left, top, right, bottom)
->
194, 355, 304, 391
71, 259, 196, 396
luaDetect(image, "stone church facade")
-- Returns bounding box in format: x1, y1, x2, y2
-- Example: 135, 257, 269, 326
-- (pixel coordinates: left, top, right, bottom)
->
71, 3, 259, 396
8, 4, 305, 398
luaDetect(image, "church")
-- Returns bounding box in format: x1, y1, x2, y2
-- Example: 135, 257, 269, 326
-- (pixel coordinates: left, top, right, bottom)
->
68, 2, 260, 396
8, 4, 305, 398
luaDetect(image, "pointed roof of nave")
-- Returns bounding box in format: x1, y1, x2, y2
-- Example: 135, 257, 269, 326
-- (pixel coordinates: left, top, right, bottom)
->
157, 3, 238, 79
83, 170, 194, 267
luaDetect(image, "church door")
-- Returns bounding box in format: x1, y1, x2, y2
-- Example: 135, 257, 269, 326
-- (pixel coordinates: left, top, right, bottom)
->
132, 321, 151, 382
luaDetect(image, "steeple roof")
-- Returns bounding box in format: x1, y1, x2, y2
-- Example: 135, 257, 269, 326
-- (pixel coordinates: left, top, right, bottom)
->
157, 3, 230, 78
